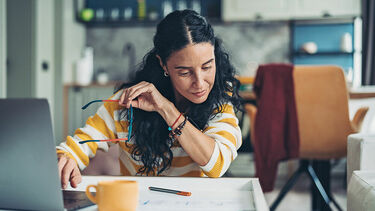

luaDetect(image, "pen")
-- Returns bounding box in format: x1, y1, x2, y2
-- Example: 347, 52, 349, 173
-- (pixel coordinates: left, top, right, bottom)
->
149, 186, 191, 196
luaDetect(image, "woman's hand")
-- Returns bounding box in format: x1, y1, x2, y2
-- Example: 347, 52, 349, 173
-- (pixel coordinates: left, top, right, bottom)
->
57, 154, 82, 189
119, 81, 171, 113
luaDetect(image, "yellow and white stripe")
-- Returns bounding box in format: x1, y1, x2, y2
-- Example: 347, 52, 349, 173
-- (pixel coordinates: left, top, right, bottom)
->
199, 103, 242, 177
57, 91, 242, 177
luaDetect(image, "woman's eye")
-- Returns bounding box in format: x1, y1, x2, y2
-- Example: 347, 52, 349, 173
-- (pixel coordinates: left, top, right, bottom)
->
202, 66, 211, 70
179, 72, 190, 76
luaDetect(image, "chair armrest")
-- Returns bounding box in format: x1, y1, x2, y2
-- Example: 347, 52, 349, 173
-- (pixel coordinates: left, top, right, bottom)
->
351, 107, 369, 132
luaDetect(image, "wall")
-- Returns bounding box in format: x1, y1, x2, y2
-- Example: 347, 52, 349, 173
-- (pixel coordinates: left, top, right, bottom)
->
0, 0, 5, 98
214, 22, 290, 75
62, 1, 86, 84
86, 21, 290, 81
53, 0, 87, 143
6, 0, 34, 98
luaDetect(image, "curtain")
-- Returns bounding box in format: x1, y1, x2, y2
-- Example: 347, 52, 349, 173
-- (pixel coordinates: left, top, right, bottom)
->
362, 0, 375, 85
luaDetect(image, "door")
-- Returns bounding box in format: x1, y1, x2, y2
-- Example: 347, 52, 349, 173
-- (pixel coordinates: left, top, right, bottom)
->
0, 0, 5, 98
6, 0, 55, 109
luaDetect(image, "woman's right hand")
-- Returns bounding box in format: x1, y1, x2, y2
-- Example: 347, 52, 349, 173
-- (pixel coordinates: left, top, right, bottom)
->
57, 154, 82, 189
119, 81, 171, 113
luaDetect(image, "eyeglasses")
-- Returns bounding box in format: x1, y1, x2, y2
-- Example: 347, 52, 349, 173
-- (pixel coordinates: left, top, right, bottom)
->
79, 99, 133, 144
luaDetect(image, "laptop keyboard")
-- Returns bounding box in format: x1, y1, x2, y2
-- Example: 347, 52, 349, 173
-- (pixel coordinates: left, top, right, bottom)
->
63, 190, 95, 211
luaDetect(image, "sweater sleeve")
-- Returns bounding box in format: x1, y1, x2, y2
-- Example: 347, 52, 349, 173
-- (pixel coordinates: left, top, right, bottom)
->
199, 103, 242, 177
56, 91, 125, 170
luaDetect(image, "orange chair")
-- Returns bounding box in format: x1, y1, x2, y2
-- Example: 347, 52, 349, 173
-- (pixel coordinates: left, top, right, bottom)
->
245, 65, 368, 210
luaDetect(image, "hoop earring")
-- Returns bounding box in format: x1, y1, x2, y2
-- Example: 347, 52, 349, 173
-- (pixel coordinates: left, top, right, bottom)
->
163, 72, 169, 77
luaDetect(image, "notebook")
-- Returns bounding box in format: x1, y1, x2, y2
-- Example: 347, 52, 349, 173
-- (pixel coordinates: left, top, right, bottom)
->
0, 99, 94, 211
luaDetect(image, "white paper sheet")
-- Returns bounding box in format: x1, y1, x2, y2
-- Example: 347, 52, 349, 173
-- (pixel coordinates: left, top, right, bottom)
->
74, 176, 266, 211
137, 190, 255, 211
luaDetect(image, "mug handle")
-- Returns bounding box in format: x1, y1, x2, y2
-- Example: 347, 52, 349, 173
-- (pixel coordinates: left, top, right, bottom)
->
85, 185, 98, 204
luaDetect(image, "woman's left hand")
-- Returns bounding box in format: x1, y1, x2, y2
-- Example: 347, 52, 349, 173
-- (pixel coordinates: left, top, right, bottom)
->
119, 81, 170, 113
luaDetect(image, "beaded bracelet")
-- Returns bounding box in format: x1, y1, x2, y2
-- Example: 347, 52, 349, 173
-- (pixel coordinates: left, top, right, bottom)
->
168, 112, 183, 131
168, 116, 188, 140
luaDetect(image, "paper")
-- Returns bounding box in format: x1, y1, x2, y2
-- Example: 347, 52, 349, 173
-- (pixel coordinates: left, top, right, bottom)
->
137, 190, 255, 211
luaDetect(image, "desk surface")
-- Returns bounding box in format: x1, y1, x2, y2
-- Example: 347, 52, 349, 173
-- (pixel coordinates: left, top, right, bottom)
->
349, 86, 375, 99
239, 86, 375, 101
68, 176, 269, 211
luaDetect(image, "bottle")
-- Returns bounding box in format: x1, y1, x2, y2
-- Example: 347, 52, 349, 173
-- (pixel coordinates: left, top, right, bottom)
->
341, 33, 353, 53
346, 67, 354, 88
76, 47, 94, 86
137, 0, 146, 20
191, 0, 201, 14
123, 7, 133, 20
110, 8, 120, 20
176, 0, 187, 10
95, 8, 105, 21
162, 0, 173, 17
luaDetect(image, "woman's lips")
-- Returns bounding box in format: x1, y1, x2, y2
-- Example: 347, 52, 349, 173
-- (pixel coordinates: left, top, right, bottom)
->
192, 90, 206, 97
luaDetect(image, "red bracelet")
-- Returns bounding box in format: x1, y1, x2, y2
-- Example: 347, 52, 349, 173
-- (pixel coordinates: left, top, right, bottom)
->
168, 113, 183, 131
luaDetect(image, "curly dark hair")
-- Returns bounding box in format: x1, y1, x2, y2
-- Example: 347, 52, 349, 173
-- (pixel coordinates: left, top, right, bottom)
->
116, 10, 242, 176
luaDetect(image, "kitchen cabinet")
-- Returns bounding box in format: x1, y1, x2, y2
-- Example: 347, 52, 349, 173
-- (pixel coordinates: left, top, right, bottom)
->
222, 0, 292, 21
293, 0, 361, 19
222, 0, 361, 21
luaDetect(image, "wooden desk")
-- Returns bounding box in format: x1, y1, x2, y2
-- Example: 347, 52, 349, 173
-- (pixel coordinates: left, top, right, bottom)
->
349, 86, 375, 99
239, 86, 375, 102
67, 176, 269, 211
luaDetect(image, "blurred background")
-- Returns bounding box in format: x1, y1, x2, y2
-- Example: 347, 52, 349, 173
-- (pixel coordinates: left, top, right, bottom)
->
0, 0, 366, 143
1, 1, 373, 210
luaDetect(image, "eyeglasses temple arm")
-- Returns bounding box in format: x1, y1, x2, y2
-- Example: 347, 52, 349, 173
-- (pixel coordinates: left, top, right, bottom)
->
81, 100, 103, 110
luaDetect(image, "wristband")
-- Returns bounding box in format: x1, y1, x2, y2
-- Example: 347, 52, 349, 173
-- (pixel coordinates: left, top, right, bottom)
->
169, 116, 188, 140
168, 112, 183, 131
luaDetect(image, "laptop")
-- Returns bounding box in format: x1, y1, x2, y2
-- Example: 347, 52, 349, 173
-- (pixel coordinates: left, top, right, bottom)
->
0, 99, 94, 211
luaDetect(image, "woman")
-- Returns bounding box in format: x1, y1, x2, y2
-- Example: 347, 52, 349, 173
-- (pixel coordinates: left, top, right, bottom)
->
57, 9, 242, 189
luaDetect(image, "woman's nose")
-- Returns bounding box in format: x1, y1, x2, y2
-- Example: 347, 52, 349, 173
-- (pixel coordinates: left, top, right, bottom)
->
193, 72, 204, 88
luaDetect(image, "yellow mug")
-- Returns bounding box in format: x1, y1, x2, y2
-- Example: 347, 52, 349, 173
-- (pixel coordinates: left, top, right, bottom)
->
85, 180, 139, 211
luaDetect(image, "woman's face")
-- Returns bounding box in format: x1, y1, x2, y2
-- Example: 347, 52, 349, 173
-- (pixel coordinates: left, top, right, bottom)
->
160, 42, 216, 105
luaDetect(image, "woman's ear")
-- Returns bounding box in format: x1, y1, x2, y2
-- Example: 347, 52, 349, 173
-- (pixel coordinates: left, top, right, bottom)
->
156, 55, 168, 72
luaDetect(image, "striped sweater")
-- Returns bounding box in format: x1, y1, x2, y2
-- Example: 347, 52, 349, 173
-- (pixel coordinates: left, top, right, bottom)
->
57, 91, 242, 177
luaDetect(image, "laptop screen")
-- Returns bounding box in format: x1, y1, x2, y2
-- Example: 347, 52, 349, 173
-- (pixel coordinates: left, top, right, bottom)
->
0, 99, 65, 211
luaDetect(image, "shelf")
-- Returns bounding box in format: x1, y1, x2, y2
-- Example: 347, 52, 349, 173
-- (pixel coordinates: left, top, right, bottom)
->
293, 51, 354, 56
76, 17, 225, 28
73, 0, 222, 28
77, 18, 160, 27
64, 82, 122, 88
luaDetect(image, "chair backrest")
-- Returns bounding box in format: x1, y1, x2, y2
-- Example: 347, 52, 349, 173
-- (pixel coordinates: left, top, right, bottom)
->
293, 65, 354, 159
